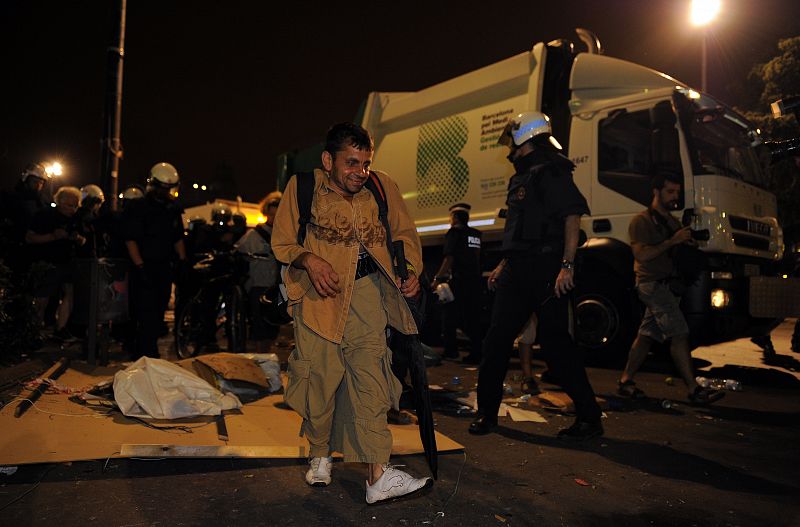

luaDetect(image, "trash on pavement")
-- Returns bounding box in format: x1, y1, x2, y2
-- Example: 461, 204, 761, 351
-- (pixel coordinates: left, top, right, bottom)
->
113, 356, 241, 419
506, 406, 547, 423
182, 352, 282, 401
0, 466, 18, 475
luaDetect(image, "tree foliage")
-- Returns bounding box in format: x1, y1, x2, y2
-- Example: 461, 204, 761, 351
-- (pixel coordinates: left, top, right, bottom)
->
735, 36, 800, 238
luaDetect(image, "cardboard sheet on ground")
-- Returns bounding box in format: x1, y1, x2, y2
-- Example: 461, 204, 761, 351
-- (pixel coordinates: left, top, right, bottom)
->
0, 365, 462, 465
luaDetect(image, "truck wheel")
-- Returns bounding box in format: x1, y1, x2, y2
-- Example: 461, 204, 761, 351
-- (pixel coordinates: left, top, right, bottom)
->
573, 282, 636, 364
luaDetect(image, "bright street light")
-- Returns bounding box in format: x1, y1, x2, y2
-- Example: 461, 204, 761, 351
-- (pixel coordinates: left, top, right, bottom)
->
690, 0, 721, 93
690, 0, 721, 26
45, 161, 63, 177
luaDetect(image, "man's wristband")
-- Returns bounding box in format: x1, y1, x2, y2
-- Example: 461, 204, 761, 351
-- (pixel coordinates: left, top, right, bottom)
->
560, 259, 574, 270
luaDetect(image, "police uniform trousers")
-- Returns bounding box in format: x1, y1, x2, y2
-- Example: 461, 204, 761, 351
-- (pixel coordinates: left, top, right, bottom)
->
442, 275, 485, 356
129, 261, 173, 359
285, 272, 401, 463
477, 251, 601, 423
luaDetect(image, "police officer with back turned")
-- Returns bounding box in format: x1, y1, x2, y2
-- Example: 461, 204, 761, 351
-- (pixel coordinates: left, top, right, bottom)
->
469, 111, 603, 440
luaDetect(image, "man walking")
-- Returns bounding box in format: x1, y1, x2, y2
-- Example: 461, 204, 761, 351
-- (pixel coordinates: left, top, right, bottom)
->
617, 174, 724, 405
271, 122, 431, 504
469, 111, 603, 440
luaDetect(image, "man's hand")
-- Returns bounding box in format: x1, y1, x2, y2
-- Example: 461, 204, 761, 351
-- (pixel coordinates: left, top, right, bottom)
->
300, 253, 341, 298
487, 263, 504, 291
554, 268, 575, 298
669, 227, 693, 246
53, 228, 69, 240
396, 272, 420, 298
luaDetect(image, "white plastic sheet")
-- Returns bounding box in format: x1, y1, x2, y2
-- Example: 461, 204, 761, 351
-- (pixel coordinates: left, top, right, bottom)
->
113, 357, 241, 419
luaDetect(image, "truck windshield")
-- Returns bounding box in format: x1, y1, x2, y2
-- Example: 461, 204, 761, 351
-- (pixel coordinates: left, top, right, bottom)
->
678, 92, 770, 190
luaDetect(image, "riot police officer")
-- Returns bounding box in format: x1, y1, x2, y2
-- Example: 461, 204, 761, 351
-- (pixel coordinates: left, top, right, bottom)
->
122, 163, 187, 359
0, 163, 50, 271
469, 112, 603, 440
75, 184, 106, 258
432, 202, 485, 363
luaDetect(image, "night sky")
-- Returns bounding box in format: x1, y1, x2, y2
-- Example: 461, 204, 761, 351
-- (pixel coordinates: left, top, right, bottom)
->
2, 0, 798, 203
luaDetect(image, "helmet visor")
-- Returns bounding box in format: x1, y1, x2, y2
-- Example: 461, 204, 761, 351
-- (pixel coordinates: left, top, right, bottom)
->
497, 121, 518, 147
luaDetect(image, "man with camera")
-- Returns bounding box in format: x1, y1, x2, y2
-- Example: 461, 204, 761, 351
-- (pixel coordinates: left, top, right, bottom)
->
617, 174, 724, 405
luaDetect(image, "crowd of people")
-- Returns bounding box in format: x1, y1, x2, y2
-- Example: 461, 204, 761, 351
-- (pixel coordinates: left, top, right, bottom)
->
0, 161, 283, 360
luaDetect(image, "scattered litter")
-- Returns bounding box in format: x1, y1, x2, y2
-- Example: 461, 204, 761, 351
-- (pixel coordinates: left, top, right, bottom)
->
429, 384, 444, 391
0, 466, 18, 475
574, 478, 591, 487
244, 474, 254, 478
113, 357, 241, 419
451, 376, 462, 386
664, 377, 674, 386
495, 514, 508, 523
506, 406, 547, 423
502, 383, 513, 395
464, 367, 478, 371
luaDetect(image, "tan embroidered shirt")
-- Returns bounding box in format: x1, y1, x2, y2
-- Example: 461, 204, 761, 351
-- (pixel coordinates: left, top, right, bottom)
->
271, 168, 422, 344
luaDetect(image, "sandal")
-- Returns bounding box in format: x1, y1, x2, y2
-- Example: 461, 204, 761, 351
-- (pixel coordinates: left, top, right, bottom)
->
617, 379, 646, 399
521, 377, 541, 396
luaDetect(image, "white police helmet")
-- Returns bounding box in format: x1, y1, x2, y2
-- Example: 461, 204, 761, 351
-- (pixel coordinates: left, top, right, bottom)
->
80, 184, 105, 204
121, 185, 145, 200
21, 163, 48, 182
498, 111, 562, 149
147, 162, 180, 187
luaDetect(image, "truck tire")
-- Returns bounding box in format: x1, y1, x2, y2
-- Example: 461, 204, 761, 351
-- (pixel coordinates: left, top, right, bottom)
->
573, 279, 637, 364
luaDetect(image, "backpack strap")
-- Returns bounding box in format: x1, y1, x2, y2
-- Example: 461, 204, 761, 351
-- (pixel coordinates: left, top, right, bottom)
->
295, 171, 315, 245
365, 171, 396, 264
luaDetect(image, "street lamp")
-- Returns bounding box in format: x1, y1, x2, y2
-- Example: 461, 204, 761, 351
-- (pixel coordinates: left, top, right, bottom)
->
44, 161, 63, 177
690, 0, 721, 93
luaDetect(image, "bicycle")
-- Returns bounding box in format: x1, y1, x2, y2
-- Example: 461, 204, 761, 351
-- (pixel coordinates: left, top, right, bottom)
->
175, 250, 250, 358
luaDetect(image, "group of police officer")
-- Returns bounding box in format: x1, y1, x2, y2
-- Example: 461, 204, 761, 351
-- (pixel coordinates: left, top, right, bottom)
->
0, 162, 192, 358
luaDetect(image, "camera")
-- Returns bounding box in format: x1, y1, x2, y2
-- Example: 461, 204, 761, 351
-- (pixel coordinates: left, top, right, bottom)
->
681, 208, 710, 241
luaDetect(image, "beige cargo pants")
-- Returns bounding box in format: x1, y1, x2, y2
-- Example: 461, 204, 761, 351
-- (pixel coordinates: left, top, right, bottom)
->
285, 273, 401, 463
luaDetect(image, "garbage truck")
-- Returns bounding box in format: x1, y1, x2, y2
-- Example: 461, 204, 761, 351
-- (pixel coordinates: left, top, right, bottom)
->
278, 30, 800, 360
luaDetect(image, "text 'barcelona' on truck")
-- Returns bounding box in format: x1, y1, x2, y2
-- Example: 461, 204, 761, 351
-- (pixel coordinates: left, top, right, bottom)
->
278, 30, 800, 361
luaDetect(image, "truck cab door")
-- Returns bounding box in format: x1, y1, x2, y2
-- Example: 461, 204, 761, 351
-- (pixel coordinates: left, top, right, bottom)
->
588, 98, 687, 240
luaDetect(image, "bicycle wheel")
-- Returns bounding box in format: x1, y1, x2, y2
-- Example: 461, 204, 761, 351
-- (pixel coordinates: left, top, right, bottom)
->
226, 285, 247, 353
176, 293, 210, 359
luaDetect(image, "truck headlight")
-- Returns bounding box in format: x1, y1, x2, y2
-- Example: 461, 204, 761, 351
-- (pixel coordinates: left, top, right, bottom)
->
710, 289, 730, 309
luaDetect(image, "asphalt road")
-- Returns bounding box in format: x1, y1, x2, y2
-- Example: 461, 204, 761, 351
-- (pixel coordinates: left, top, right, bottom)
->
1, 320, 798, 527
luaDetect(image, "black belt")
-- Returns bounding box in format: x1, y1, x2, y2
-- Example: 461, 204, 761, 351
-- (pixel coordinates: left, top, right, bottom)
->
355, 253, 378, 280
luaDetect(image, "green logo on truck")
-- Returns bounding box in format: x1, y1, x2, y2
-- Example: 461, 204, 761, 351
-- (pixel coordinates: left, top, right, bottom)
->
416, 116, 468, 208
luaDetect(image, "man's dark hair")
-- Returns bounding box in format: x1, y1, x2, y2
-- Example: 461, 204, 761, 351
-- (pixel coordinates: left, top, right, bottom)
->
325, 122, 374, 159
651, 173, 682, 191
452, 210, 469, 225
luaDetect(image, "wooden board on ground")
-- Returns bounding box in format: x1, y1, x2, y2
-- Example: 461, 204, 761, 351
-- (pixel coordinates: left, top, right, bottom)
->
0, 363, 462, 465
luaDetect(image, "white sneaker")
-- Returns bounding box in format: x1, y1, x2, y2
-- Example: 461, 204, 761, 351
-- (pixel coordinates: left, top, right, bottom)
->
365, 464, 431, 504
305, 456, 332, 487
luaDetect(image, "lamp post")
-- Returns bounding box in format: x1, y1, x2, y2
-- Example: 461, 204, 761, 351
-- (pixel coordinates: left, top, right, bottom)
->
690, 0, 721, 93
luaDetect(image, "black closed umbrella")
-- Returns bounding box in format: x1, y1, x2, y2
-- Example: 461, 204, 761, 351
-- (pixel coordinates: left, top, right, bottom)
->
392, 241, 438, 480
